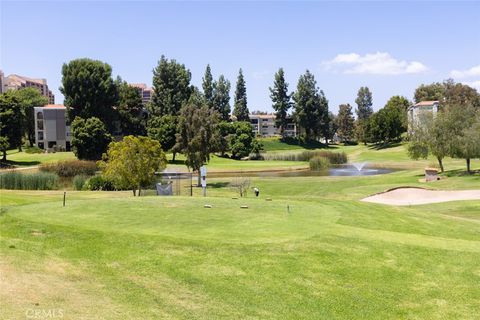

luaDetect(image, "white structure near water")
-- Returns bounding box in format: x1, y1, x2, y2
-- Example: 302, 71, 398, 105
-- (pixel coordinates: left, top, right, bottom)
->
34, 104, 71, 151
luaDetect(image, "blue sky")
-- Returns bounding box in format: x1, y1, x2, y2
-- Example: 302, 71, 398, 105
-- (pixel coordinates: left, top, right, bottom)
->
1, 1, 479, 113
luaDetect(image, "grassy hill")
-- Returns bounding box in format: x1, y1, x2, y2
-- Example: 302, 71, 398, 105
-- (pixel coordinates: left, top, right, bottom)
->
1, 166, 479, 319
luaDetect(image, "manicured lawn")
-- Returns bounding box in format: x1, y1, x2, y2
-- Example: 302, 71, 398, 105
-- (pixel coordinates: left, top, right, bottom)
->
1, 165, 479, 319
4, 150, 76, 167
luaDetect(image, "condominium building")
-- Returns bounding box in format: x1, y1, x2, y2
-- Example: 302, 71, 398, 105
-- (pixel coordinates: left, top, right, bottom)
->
249, 114, 297, 137
129, 83, 153, 105
407, 100, 439, 132
34, 104, 71, 151
3, 73, 55, 104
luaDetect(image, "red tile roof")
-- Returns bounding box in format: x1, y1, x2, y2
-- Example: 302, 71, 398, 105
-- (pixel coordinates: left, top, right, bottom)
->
415, 101, 439, 107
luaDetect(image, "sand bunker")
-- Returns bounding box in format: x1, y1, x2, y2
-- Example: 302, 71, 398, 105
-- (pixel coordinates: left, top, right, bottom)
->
362, 187, 480, 206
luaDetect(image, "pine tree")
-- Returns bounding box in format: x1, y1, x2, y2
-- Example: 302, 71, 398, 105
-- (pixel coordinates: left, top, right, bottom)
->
293, 70, 329, 141
355, 87, 373, 121
202, 64, 214, 109
336, 104, 355, 142
151, 55, 192, 116
233, 69, 249, 122
269, 68, 292, 136
213, 75, 231, 121
355, 86, 373, 144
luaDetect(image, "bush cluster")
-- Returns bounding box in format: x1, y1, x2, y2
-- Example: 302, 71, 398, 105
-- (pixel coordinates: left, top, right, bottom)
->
39, 160, 97, 177
0, 172, 59, 190
261, 150, 347, 164
72, 174, 90, 190
83, 175, 115, 191
309, 156, 331, 171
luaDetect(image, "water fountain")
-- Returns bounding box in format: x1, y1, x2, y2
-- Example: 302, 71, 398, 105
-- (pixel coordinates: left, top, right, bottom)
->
352, 162, 368, 172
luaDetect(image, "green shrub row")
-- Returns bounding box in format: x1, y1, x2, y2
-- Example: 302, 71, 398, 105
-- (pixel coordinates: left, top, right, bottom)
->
261, 150, 347, 164
0, 172, 59, 190
40, 160, 97, 177
83, 175, 116, 191
309, 156, 331, 171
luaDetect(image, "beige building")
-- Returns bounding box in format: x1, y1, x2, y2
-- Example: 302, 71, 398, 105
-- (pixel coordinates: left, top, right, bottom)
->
407, 101, 439, 132
129, 83, 153, 105
249, 114, 297, 137
34, 104, 71, 151
3, 73, 55, 104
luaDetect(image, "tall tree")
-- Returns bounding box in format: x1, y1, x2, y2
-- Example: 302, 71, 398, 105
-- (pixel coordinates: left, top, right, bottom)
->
116, 79, 146, 136
293, 70, 329, 141
16, 88, 48, 147
407, 111, 450, 172
269, 68, 292, 136
229, 121, 256, 159
414, 82, 445, 103
444, 104, 479, 173
0, 91, 23, 161
151, 55, 192, 116
355, 86, 373, 144
202, 64, 214, 109
384, 95, 410, 130
60, 58, 118, 129
71, 117, 113, 160
355, 87, 373, 121
414, 79, 480, 108
99, 135, 167, 196
147, 114, 178, 159
233, 69, 249, 121
213, 75, 231, 121
174, 90, 220, 185
336, 104, 355, 142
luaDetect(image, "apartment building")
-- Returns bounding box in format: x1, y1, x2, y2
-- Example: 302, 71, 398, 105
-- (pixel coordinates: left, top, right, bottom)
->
129, 83, 153, 105
34, 104, 71, 151
3, 73, 55, 104
407, 101, 439, 132
249, 114, 297, 137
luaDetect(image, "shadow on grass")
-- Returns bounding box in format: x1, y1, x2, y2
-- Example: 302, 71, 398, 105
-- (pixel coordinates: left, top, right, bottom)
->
1, 160, 41, 168
442, 169, 480, 177
208, 182, 230, 188
368, 142, 402, 150
168, 159, 185, 165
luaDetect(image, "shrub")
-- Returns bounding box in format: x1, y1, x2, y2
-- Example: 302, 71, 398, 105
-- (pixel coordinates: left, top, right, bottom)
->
73, 174, 90, 190
309, 156, 331, 171
39, 160, 97, 177
261, 150, 347, 164
0, 171, 59, 190
24, 146, 44, 154
84, 175, 115, 191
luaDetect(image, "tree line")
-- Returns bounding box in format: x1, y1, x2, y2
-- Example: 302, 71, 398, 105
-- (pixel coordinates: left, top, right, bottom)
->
1, 56, 479, 174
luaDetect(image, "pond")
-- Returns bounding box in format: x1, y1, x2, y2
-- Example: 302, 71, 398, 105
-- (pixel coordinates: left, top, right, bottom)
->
207, 164, 396, 178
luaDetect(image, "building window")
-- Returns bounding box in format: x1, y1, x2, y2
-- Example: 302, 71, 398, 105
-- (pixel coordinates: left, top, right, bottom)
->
37, 120, 44, 130
37, 112, 43, 119
38, 142, 44, 149
38, 131, 44, 140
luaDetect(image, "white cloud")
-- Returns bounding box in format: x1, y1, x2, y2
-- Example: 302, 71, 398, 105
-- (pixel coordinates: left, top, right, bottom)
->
450, 64, 480, 78
322, 52, 428, 75
462, 80, 480, 90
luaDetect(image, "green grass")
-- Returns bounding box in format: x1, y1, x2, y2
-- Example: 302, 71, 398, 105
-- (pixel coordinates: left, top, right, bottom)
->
1, 161, 479, 319
4, 149, 76, 166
